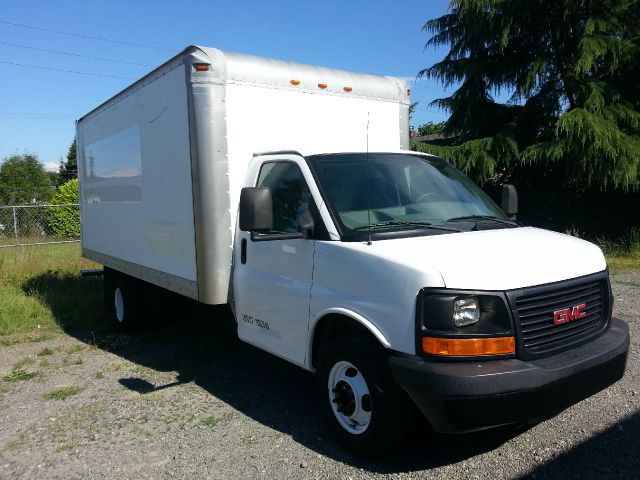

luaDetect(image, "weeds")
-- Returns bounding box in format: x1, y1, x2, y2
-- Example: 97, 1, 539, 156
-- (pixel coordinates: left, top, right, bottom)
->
44, 386, 83, 400
593, 227, 640, 273
13, 358, 35, 369
30, 334, 53, 343
0, 244, 104, 336
63, 357, 83, 366
202, 413, 233, 428
596, 227, 640, 256
3, 369, 38, 382
37, 347, 54, 356
56, 442, 77, 452
0, 333, 54, 346
62, 344, 87, 354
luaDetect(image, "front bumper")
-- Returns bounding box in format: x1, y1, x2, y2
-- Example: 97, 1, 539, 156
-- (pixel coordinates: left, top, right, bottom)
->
389, 318, 630, 433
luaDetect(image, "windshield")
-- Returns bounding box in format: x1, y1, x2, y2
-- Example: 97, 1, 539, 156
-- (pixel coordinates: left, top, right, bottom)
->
308, 153, 507, 236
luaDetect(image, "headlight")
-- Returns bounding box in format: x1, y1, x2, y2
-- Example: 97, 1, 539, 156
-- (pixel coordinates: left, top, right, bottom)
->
453, 296, 480, 327
417, 290, 515, 358
416, 289, 514, 354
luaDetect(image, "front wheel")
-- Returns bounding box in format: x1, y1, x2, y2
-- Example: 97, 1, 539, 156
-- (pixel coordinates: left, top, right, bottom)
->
317, 336, 413, 454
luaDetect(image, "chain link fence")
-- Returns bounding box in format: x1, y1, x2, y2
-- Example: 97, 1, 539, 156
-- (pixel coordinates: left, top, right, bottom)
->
0, 204, 80, 248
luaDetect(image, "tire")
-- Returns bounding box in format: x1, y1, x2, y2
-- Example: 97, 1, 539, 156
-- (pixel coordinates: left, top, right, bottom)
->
103, 267, 143, 329
317, 335, 414, 455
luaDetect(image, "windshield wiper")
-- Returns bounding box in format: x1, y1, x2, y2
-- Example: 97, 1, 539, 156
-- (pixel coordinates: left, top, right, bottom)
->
352, 221, 461, 232
445, 215, 518, 226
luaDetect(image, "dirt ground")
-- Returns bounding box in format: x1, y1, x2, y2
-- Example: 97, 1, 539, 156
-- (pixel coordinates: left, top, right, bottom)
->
0, 271, 638, 480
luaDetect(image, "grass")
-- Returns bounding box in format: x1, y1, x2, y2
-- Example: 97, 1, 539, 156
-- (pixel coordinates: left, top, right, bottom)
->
0, 243, 105, 337
0, 229, 637, 343
13, 357, 35, 369
37, 347, 54, 356
598, 227, 640, 273
43, 386, 83, 400
0, 333, 55, 346
62, 344, 87, 354
202, 413, 233, 428
606, 251, 640, 274
56, 442, 77, 453
63, 356, 83, 366
3, 369, 38, 382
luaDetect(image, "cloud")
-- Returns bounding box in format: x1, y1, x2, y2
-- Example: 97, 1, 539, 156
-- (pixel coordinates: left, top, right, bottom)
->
42, 161, 59, 172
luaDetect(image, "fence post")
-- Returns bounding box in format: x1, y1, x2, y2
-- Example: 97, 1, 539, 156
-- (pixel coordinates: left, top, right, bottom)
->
12, 206, 19, 247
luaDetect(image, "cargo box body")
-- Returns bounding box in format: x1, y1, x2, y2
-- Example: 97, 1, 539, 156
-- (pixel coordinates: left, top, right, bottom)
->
77, 46, 410, 304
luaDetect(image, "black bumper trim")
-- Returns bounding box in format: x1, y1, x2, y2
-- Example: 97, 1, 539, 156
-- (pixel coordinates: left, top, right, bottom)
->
389, 318, 630, 433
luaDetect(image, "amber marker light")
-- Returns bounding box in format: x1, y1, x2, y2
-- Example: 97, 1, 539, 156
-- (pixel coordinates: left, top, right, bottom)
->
290, 79, 301, 85
343, 86, 353, 92
193, 63, 210, 71
422, 337, 515, 356
318, 83, 328, 89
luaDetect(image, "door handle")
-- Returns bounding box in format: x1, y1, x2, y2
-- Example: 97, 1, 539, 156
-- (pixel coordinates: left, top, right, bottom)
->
241, 238, 247, 264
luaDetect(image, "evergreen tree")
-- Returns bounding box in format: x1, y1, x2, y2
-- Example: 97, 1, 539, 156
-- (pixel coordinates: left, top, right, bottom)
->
59, 138, 77, 182
417, 121, 447, 136
414, 0, 640, 190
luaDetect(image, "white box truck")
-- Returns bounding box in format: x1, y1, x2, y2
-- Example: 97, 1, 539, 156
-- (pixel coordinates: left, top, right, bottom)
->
77, 46, 629, 453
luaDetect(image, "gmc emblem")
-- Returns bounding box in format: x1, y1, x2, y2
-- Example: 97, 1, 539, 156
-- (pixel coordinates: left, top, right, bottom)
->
554, 303, 587, 325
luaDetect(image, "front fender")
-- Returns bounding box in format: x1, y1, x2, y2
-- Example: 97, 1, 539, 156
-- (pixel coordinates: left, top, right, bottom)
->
305, 307, 391, 371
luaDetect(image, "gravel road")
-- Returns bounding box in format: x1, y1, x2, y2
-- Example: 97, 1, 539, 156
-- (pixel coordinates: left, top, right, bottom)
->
0, 271, 638, 479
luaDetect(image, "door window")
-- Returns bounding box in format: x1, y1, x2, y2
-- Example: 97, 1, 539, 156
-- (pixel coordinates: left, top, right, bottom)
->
257, 162, 312, 234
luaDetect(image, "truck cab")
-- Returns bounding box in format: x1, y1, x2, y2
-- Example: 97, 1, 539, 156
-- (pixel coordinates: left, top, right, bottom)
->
234, 150, 629, 453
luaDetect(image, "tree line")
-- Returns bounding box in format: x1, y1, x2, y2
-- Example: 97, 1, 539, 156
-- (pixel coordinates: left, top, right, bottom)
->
0, 140, 79, 239
412, 0, 640, 238
0, 139, 77, 206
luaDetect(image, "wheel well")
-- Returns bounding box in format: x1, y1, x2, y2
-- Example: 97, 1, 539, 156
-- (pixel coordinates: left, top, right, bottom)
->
311, 314, 384, 369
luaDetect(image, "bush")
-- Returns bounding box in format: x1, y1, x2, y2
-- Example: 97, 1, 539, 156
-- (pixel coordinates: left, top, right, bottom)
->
46, 179, 79, 238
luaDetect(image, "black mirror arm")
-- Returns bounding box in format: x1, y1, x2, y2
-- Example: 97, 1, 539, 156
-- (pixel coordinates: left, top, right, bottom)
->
501, 184, 518, 220
298, 208, 315, 239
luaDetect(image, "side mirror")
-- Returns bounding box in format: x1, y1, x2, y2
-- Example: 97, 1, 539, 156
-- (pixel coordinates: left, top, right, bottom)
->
239, 187, 273, 232
501, 184, 518, 219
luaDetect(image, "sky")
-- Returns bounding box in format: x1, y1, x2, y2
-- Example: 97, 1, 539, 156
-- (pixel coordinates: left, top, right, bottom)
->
0, 0, 452, 171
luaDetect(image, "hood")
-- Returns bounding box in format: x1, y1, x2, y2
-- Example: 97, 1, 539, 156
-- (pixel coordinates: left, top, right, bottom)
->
370, 227, 607, 291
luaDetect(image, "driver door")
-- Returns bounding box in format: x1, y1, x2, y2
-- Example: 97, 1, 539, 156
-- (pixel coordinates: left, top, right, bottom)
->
233, 160, 315, 367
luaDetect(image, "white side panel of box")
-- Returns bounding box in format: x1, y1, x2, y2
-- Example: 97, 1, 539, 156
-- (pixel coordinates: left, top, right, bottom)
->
77, 64, 197, 289
224, 82, 403, 232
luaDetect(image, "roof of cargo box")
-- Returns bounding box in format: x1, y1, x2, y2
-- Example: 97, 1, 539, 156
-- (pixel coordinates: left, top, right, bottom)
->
198, 46, 408, 102
77, 45, 409, 123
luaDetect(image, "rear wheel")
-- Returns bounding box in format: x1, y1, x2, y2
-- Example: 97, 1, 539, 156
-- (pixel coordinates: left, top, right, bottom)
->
103, 268, 143, 329
317, 336, 413, 454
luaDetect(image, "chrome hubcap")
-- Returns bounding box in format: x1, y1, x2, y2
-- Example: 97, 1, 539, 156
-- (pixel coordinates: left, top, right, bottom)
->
114, 287, 125, 322
328, 361, 372, 434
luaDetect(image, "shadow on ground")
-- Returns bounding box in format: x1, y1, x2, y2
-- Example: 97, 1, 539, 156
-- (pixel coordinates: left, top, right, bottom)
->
517, 411, 640, 479
23, 273, 640, 476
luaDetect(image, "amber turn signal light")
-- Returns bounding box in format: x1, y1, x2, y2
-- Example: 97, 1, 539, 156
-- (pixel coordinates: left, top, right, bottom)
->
193, 63, 210, 72
290, 79, 301, 85
422, 336, 515, 356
